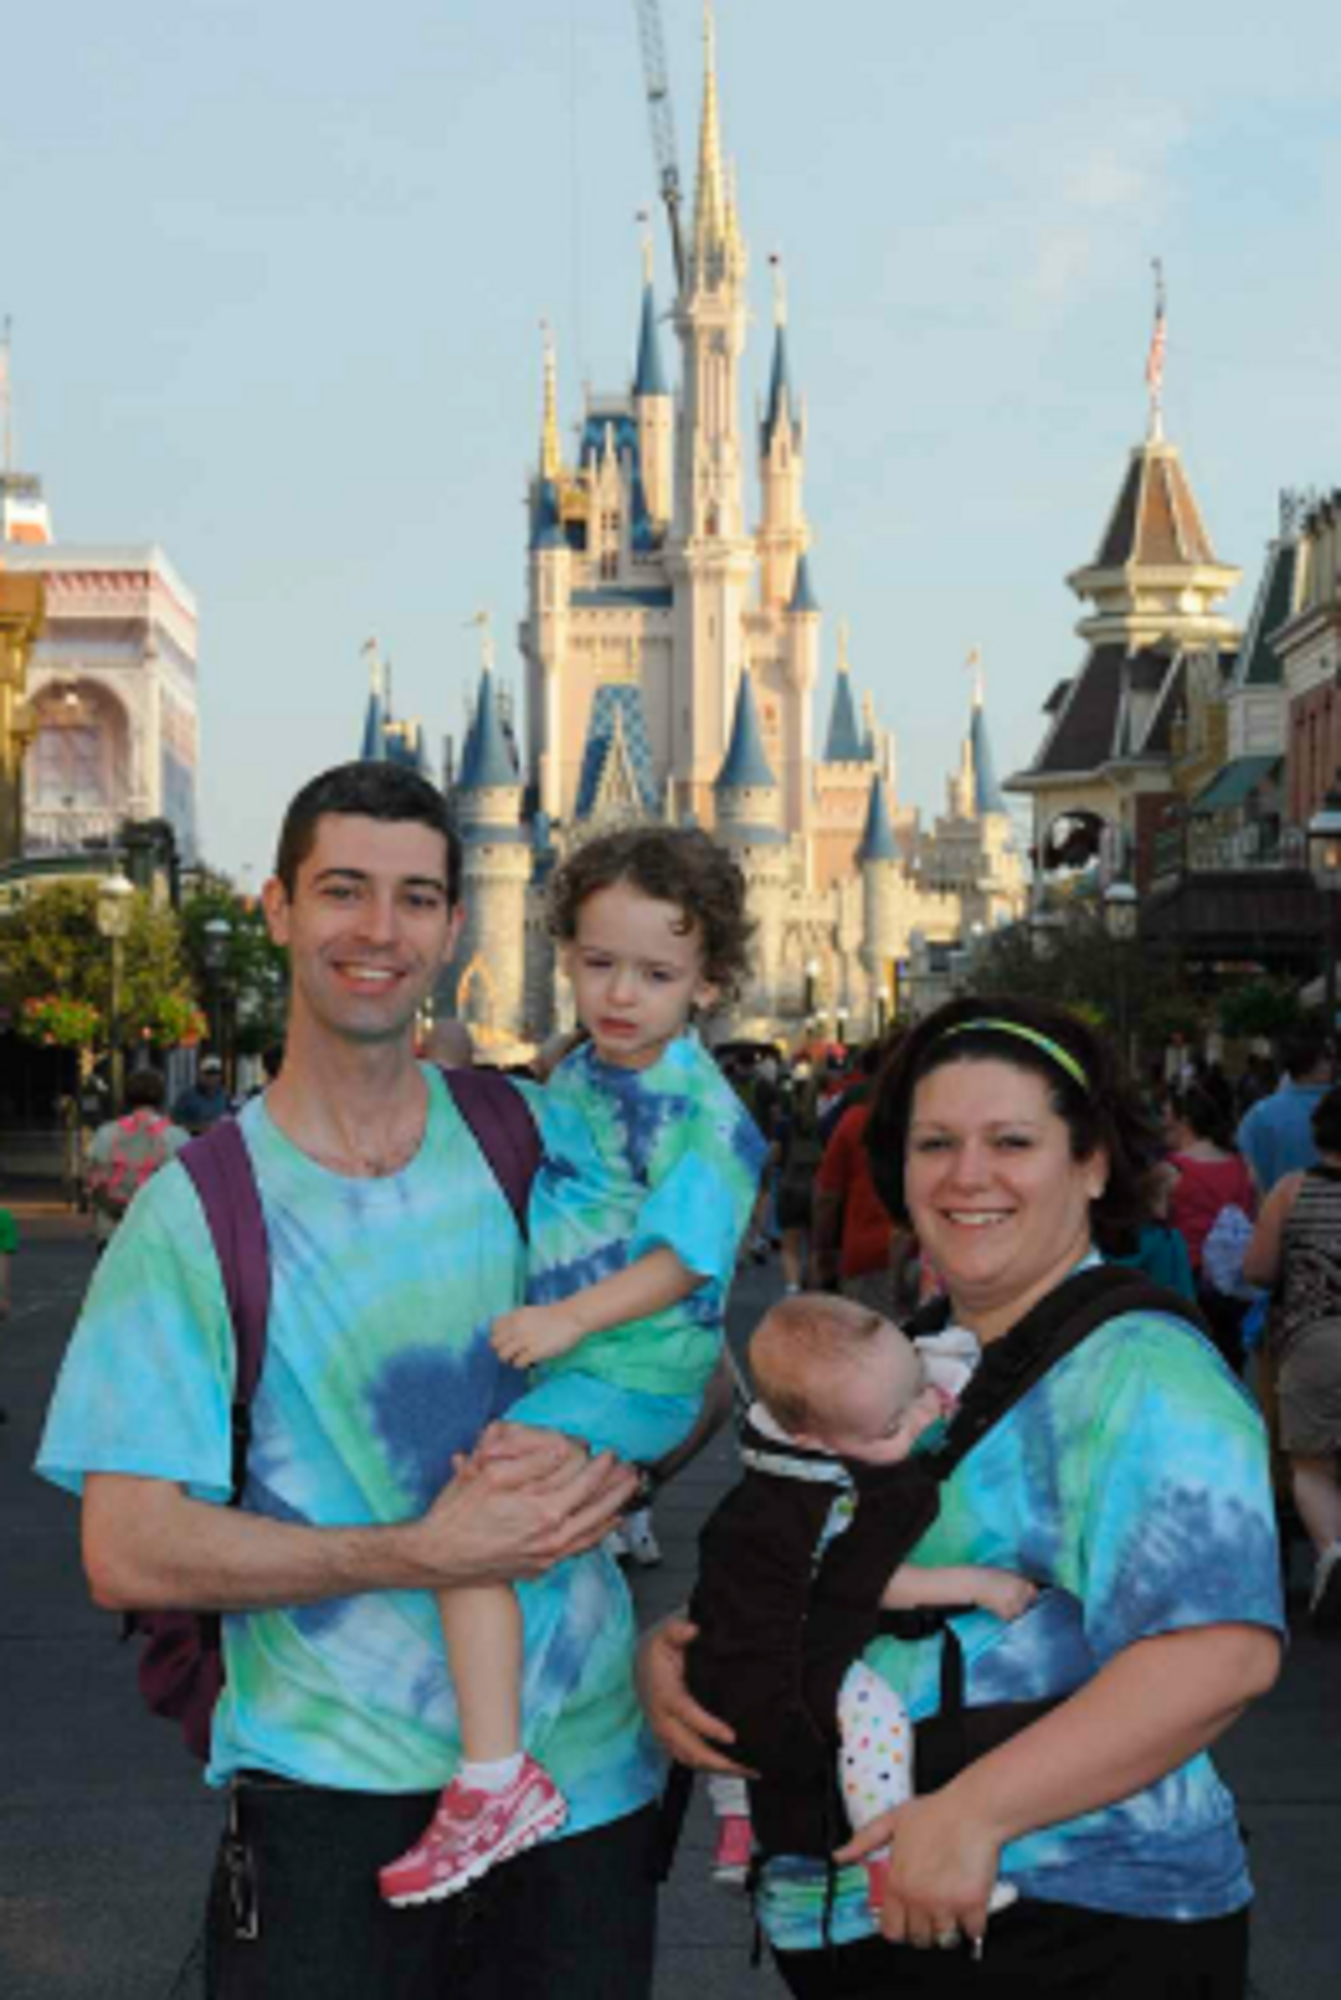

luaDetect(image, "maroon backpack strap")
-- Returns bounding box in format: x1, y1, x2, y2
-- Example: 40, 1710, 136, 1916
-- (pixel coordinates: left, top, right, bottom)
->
178, 1118, 272, 1496
443, 1068, 542, 1242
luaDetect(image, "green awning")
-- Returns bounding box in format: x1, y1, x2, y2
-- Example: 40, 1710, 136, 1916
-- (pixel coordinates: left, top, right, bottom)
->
1190, 755, 1281, 814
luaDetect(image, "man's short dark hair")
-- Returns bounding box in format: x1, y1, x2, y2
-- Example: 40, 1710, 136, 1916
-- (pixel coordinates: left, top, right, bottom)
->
1281, 1024, 1329, 1081
274, 762, 462, 904
1313, 1086, 1341, 1153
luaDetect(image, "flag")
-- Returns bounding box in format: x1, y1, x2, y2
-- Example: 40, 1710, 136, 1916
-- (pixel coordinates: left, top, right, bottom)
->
1145, 309, 1166, 397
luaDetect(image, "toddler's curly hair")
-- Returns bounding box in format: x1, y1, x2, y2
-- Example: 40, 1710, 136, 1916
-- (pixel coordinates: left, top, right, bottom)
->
547, 825, 755, 1004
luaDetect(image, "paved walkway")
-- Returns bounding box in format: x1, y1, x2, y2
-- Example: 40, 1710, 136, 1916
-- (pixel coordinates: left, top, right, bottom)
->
1, 1235, 1337, 1997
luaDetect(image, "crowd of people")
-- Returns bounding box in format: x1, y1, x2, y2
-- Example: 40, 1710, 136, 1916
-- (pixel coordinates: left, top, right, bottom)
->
26, 755, 1333, 1999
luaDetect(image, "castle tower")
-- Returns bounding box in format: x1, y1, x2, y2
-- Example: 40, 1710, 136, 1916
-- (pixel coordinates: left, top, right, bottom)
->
757, 257, 809, 612
359, 642, 387, 760
713, 666, 788, 1021
448, 643, 530, 1046
667, 0, 755, 823
526, 327, 573, 821
633, 234, 673, 533
858, 770, 902, 1013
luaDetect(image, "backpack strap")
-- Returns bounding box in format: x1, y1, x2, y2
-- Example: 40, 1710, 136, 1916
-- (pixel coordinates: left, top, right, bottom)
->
443, 1067, 542, 1242
934, 1264, 1209, 1481
178, 1118, 272, 1498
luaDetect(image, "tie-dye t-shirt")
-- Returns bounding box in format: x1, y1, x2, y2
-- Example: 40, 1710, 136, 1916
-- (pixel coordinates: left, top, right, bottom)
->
526, 1033, 766, 1397
757, 1307, 1285, 1951
36, 1068, 661, 1829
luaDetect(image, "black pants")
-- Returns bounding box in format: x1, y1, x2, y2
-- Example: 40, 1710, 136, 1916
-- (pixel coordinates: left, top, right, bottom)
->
204, 1773, 659, 1999
772, 1900, 1249, 1999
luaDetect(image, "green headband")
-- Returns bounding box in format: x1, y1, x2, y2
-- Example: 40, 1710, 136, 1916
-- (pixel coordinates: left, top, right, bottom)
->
937, 1017, 1090, 1095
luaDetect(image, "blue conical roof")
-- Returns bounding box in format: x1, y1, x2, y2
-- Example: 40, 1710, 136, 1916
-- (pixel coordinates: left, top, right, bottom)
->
360, 682, 386, 761
716, 669, 778, 791
634, 283, 668, 398
857, 772, 898, 862
970, 698, 1009, 815
789, 552, 819, 614
824, 664, 864, 763
458, 668, 518, 789
762, 322, 795, 452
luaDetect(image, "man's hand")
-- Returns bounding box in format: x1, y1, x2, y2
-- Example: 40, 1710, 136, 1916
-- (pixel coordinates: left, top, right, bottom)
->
491, 1304, 587, 1368
635, 1615, 755, 1776
411, 1430, 637, 1587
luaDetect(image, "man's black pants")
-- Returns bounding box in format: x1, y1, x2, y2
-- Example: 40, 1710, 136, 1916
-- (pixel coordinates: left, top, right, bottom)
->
204, 1774, 659, 1999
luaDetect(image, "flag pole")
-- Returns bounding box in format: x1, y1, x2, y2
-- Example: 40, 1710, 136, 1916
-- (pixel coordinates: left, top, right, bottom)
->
1145, 258, 1167, 444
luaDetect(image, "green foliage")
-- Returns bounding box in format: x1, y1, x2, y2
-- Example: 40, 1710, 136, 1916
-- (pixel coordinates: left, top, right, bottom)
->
1217, 978, 1303, 1044
971, 911, 1206, 1062
179, 884, 288, 1052
0, 881, 202, 1051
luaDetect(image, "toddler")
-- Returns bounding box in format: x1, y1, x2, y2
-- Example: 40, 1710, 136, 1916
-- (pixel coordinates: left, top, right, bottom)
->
689, 1293, 1035, 1908
380, 826, 766, 1906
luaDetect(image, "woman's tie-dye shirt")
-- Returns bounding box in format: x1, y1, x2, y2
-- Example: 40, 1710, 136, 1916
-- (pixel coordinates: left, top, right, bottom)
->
757, 1306, 1285, 1951
36, 1068, 661, 1830
526, 1032, 767, 1397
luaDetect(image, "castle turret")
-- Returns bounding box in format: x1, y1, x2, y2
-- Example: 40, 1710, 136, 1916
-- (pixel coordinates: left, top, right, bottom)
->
526, 327, 573, 820
713, 667, 787, 1021
758, 257, 809, 611
359, 642, 387, 761
633, 234, 673, 532
448, 641, 530, 1045
858, 771, 901, 1023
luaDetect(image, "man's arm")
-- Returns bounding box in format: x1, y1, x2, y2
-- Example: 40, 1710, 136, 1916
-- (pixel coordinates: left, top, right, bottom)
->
1241, 1173, 1299, 1290
82, 1437, 637, 1613
490, 1247, 697, 1368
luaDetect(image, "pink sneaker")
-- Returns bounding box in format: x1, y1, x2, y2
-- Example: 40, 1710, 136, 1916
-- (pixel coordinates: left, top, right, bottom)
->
712, 1813, 753, 1887
378, 1756, 568, 1906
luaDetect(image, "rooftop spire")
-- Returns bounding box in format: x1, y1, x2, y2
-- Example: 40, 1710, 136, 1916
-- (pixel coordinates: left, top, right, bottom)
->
716, 666, 778, 791
761, 253, 796, 452
1145, 258, 1167, 445
692, 1, 729, 261
633, 229, 669, 398
540, 321, 562, 482
857, 772, 899, 863
359, 638, 387, 762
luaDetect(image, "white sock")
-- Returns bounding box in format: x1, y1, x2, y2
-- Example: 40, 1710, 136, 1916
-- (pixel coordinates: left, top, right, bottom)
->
459, 1752, 525, 1793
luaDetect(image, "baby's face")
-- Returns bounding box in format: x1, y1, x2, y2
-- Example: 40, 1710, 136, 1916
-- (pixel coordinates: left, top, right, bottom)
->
813, 1333, 946, 1466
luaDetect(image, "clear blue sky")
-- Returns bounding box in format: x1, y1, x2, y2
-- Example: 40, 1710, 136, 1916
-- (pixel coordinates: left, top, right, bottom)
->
3, 1, 1339, 883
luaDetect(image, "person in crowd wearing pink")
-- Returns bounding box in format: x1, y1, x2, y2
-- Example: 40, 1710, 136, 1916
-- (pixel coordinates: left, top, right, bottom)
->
1163, 1086, 1257, 1369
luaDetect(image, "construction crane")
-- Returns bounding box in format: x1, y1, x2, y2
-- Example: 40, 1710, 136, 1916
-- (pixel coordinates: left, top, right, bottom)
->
632, 0, 686, 293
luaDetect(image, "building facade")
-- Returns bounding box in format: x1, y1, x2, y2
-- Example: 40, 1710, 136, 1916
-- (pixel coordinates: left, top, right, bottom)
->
0, 472, 201, 867
425, 13, 1024, 1050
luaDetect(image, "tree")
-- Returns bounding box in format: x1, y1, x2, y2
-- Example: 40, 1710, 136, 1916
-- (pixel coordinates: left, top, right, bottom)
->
179, 883, 288, 1057
0, 881, 205, 1053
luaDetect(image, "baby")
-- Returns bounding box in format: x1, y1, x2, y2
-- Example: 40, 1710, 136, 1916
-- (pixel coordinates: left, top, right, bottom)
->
690, 1293, 1035, 1904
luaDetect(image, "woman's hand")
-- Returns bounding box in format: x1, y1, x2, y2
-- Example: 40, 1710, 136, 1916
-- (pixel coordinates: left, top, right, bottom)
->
635, 1615, 756, 1776
835, 1789, 1002, 1950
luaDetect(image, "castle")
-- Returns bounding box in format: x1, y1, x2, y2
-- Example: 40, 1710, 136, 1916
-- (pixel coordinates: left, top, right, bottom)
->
368, 9, 1026, 1050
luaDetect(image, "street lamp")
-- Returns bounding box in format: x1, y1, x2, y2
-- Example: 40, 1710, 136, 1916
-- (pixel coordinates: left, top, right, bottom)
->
876, 985, 891, 1036
1104, 881, 1140, 1075
835, 1004, 849, 1049
95, 870, 135, 1114
1307, 779, 1341, 1057
803, 957, 820, 1021
202, 915, 233, 1075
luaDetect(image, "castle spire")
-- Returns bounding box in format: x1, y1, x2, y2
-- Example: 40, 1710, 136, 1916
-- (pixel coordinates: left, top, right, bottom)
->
540, 321, 562, 483
693, 2, 729, 265
761, 253, 797, 453
359, 638, 387, 762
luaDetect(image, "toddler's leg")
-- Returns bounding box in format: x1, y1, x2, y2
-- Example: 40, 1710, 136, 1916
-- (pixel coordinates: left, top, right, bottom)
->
707, 1773, 753, 1888
378, 1584, 567, 1908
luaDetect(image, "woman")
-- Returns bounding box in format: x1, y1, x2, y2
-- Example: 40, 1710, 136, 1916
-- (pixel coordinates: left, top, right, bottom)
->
640, 997, 1283, 1998
1163, 1085, 1257, 1367
1243, 1084, 1341, 1634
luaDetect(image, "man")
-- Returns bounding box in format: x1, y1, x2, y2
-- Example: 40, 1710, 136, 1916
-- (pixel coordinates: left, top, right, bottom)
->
1236, 1026, 1332, 1195
171, 1054, 233, 1133
36, 762, 654, 1999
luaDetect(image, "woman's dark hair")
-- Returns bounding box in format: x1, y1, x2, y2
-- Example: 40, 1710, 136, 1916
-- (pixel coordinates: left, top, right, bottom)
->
1312, 1085, 1341, 1154
274, 762, 462, 903
546, 825, 755, 1002
1166, 1084, 1234, 1153
862, 994, 1162, 1234
124, 1068, 166, 1110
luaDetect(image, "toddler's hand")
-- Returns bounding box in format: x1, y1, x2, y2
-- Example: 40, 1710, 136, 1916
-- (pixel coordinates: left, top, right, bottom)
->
491, 1304, 586, 1368
973, 1572, 1039, 1622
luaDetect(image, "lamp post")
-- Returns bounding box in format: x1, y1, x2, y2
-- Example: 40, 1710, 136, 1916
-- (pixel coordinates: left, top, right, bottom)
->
202, 915, 233, 1077
95, 870, 135, 1114
1104, 881, 1140, 1075
1307, 780, 1341, 1066
835, 1004, 849, 1050
876, 985, 891, 1037
803, 957, 820, 1039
